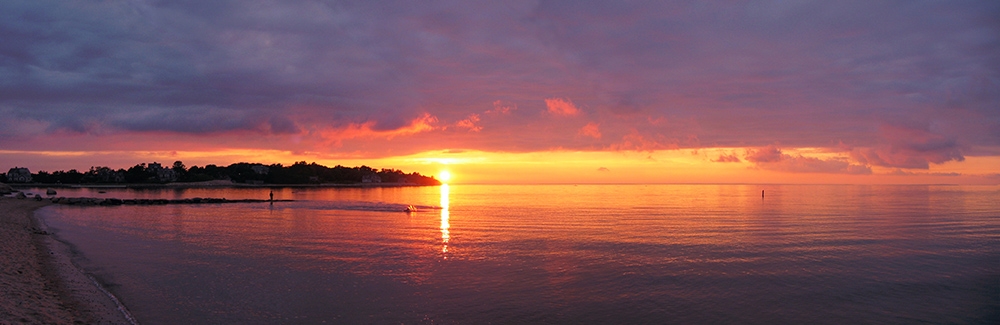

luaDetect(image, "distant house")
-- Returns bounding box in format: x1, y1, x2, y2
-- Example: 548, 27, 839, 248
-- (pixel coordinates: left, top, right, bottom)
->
362, 173, 382, 183
6, 167, 32, 183
147, 162, 177, 182
251, 165, 270, 175
94, 167, 125, 183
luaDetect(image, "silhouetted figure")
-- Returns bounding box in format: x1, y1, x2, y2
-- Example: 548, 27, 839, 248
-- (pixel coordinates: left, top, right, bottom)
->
761, 190, 764, 198
269, 190, 274, 203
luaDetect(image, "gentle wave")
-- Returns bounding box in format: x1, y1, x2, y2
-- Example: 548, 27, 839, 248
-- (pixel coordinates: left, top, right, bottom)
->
37, 185, 1000, 324
254, 200, 441, 213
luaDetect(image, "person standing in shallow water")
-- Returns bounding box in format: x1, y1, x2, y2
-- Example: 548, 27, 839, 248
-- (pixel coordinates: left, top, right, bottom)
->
269, 190, 274, 203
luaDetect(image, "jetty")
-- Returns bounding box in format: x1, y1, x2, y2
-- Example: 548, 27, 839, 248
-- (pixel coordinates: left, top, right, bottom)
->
47, 197, 293, 206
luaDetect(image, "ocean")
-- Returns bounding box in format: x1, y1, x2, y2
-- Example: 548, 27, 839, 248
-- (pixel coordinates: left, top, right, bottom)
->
34, 184, 1000, 324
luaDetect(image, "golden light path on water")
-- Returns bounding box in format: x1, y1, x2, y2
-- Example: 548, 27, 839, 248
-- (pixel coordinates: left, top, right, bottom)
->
33, 185, 1000, 324
440, 184, 450, 257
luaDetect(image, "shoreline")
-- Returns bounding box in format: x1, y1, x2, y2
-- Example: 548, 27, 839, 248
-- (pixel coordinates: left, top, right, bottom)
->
0, 197, 132, 324
9, 180, 438, 189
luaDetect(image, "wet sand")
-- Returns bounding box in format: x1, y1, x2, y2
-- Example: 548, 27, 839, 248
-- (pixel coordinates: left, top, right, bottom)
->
0, 197, 132, 324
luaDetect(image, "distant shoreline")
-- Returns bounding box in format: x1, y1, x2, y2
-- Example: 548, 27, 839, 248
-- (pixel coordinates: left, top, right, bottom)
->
8, 180, 438, 189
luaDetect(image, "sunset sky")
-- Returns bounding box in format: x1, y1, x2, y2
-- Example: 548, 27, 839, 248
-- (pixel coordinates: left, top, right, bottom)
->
1, 1, 998, 184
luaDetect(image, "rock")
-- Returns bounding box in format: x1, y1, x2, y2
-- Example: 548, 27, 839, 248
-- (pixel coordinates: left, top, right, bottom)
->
26, 195, 292, 207
0, 182, 13, 195
46, 188, 57, 195
15, 192, 26, 199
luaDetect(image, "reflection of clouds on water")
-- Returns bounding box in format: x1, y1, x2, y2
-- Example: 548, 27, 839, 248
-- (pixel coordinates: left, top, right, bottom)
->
440, 184, 450, 257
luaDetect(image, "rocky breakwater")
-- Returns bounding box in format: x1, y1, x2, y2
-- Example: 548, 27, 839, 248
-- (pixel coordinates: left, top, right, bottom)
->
49, 197, 292, 206
0, 182, 13, 195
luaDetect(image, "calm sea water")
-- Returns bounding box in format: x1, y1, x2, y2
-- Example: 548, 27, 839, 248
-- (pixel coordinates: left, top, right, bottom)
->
35, 185, 1000, 324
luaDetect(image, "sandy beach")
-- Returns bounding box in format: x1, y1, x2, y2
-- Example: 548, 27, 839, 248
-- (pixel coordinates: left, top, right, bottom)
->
0, 197, 131, 324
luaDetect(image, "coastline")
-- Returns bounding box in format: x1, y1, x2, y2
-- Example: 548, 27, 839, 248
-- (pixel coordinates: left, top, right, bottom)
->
10, 180, 438, 189
0, 197, 132, 324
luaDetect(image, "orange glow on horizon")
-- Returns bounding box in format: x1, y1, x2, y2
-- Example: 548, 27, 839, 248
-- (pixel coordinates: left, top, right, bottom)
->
3, 148, 998, 185
378, 149, 1000, 185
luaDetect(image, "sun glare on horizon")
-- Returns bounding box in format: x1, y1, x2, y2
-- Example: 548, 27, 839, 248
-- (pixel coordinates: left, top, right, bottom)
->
438, 170, 452, 183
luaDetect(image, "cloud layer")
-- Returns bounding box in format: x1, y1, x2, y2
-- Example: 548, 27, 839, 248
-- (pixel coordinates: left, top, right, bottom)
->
2, 0, 998, 173
746, 146, 871, 175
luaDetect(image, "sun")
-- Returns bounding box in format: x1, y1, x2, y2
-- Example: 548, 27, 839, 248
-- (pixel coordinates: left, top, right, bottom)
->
438, 170, 452, 183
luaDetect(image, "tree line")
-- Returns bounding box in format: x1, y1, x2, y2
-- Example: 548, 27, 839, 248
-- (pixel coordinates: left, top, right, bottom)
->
2, 161, 440, 186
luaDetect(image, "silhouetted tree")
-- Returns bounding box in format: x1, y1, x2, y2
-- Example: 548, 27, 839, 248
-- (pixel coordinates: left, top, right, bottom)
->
172, 161, 187, 174
124, 163, 151, 183
32, 171, 52, 183
14, 161, 440, 185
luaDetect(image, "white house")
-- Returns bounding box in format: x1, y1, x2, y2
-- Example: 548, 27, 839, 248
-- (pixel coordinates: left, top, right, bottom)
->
6, 167, 32, 183
362, 173, 382, 183
147, 162, 177, 182
251, 165, 270, 175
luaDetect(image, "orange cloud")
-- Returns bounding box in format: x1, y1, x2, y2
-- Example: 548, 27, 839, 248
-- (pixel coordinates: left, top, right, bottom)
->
321, 113, 438, 141
545, 98, 580, 116
610, 130, 681, 152
487, 100, 517, 115
578, 122, 601, 138
456, 114, 482, 132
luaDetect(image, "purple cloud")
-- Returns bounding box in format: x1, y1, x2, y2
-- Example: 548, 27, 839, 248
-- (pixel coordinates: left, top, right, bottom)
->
713, 154, 742, 163
0, 0, 996, 169
746, 146, 872, 174
850, 123, 965, 169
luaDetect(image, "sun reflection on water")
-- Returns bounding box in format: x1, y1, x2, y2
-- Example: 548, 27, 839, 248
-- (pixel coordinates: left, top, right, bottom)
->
440, 184, 450, 258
